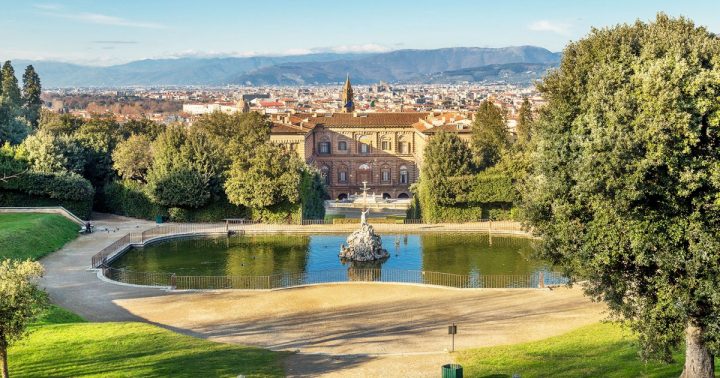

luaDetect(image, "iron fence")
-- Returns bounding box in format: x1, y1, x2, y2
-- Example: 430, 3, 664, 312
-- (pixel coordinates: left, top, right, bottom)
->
90, 220, 529, 269
100, 267, 569, 290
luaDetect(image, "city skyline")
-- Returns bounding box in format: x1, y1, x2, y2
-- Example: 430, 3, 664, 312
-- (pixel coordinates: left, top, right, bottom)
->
1, 0, 719, 65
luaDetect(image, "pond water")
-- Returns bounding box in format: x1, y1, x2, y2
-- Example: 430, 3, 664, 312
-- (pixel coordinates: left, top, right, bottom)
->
110, 233, 548, 277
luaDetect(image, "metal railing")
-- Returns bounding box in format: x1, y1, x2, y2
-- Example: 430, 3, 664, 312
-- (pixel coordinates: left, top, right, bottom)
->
100, 267, 568, 290
90, 220, 530, 269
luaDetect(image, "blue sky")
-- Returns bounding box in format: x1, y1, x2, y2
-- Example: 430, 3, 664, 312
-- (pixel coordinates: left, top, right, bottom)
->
1, 0, 718, 65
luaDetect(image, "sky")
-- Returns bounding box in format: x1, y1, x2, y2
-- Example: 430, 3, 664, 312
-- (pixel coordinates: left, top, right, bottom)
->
1, 0, 719, 66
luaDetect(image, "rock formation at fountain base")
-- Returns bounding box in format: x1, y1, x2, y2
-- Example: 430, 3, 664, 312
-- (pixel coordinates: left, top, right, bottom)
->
339, 222, 389, 262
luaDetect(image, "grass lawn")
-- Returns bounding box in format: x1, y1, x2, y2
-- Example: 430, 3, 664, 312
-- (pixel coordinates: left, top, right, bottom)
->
9, 306, 285, 378
455, 322, 719, 378
0, 213, 79, 260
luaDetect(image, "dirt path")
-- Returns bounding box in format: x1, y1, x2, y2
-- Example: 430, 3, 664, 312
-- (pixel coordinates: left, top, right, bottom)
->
116, 284, 605, 377
39, 213, 606, 377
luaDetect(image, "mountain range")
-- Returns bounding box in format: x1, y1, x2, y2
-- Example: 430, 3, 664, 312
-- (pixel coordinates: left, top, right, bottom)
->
14, 46, 561, 88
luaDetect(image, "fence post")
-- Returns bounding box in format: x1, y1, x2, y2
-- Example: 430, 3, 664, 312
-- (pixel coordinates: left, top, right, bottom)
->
170, 273, 177, 290
538, 271, 545, 289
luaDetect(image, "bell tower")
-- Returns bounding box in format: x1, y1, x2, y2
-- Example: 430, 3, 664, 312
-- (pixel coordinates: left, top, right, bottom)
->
341, 74, 354, 113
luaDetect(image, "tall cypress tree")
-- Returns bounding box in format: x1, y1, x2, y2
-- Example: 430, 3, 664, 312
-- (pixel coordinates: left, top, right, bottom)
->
22, 65, 42, 128
1, 61, 21, 108
471, 100, 509, 170
515, 97, 533, 145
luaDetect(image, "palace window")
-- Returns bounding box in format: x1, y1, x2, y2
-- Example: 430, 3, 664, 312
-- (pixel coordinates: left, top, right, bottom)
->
321, 166, 330, 185
381, 168, 391, 182
399, 142, 409, 154
381, 140, 391, 151
360, 143, 370, 154
399, 166, 408, 184
338, 141, 348, 151
339, 170, 347, 183
319, 142, 331, 154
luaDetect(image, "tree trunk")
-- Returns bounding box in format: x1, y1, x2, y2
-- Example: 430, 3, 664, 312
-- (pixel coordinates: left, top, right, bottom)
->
0, 336, 8, 378
680, 323, 714, 378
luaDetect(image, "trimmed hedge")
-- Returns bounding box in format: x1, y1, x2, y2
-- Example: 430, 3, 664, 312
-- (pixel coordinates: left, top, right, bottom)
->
417, 168, 515, 223
0, 171, 94, 219
104, 180, 164, 220
104, 180, 247, 222
0, 191, 92, 220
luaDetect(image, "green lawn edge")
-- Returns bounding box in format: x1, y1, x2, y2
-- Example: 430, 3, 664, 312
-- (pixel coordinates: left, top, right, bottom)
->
455, 322, 720, 378
10, 306, 285, 378
0, 213, 79, 260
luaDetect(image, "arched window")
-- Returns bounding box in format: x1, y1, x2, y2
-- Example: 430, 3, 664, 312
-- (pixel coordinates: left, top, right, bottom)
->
381, 165, 391, 182
338, 193, 348, 201
398, 193, 410, 199
382, 193, 391, 199
399, 165, 408, 184
338, 141, 348, 151
381, 137, 392, 151
358, 136, 371, 154
338, 165, 348, 183
321, 166, 330, 185
318, 136, 331, 155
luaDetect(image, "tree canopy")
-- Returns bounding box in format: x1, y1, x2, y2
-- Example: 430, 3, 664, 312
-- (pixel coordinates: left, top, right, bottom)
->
0, 259, 48, 378
471, 100, 509, 170
522, 14, 720, 376
225, 144, 302, 208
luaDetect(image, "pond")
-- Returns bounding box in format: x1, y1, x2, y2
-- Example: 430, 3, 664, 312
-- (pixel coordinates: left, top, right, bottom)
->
110, 233, 548, 277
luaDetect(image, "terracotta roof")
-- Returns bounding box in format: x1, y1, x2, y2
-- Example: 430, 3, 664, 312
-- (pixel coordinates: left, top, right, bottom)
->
303, 112, 428, 127
270, 123, 309, 135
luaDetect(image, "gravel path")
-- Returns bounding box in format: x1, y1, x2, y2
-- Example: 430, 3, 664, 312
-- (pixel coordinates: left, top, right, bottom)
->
38, 213, 606, 377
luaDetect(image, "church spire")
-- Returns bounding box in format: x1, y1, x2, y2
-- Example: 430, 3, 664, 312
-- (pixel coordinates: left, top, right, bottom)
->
341, 73, 354, 113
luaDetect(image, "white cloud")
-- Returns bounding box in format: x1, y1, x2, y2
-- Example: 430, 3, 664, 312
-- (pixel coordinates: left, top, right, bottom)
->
164, 43, 392, 59
61, 12, 166, 29
528, 20, 571, 35
32, 3, 62, 10
322, 43, 391, 54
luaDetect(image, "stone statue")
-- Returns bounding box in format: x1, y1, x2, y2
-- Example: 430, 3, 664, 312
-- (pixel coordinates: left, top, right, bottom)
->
360, 208, 369, 225
339, 212, 389, 262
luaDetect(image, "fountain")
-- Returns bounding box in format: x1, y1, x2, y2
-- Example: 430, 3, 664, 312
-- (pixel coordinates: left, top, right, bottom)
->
339, 182, 389, 262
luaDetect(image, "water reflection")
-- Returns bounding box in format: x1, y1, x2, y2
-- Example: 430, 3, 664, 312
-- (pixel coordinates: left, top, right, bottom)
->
112, 233, 546, 277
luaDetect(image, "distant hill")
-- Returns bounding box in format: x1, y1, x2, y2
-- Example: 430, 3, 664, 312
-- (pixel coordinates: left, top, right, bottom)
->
416, 62, 558, 84
14, 46, 561, 87
233, 46, 561, 85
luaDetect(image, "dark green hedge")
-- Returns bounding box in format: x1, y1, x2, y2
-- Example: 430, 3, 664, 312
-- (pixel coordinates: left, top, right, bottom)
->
448, 169, 515, 204
0, 191, 92, 219
0, 171, 94, 219
417, 168, 515, 223
104, 180, 248, 222
104, 180, 163, 220
1, 171, 95, 202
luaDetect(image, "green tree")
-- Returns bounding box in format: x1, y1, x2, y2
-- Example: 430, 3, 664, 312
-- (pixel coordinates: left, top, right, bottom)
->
471, 100, 509, 170
20, 131, 67, 173
0, 62, 21, 109
193, 111, 270, 159
515, 97, 533, 145
421, 131, 475, 206
225, 144, 301, 208
112, 134, 153, 182
39, 112, 83, 136
0, 259, 48, 378
0, 108, 30, 145
149, 168, 210, 208
72, 116, 120, 187
522, 14, 720, 377
21, 66, 41, 129
119, 119, 163, 140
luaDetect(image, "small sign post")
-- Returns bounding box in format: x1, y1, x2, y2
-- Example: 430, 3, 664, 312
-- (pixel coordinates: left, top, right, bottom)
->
448, 323, 457, 352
